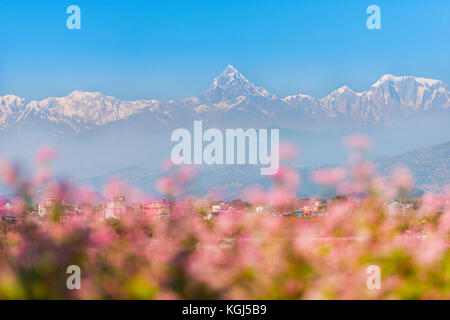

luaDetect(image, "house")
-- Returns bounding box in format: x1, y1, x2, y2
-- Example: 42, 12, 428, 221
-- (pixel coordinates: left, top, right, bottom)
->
295, 201, 327, 218
38, 199, 55, 217
255, 206, 269, 214
211, 204, 223, 214
38, 198, 82, 221
0, 199, 19, 223
387, 201, 414, 214
210, 202, 230, 216
141, 200, 170, 216
0, 198, 11, 215
104, 196, 126, 220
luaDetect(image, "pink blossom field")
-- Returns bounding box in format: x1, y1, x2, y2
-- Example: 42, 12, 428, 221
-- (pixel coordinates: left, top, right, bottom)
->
0, 136, 449, 300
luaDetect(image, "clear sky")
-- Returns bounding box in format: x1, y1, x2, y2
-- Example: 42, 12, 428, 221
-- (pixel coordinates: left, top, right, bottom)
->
1, 0, 449, 101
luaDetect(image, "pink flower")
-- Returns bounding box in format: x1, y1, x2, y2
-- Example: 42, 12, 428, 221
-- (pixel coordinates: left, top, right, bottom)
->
103, 178, 128, 199
216, 212, 240, 235
352, 161, 375, 180
11, 197, 26, 215
337, 181, 366, 195
176, 166, 197, 183
269, 187, 294, 207
156, 176, 179, 196
372, 176, 397, 200
279, 143, 299, 161
75, 186, 99, 204
33, 166, 53, 186
162, 158, 176, 171
141, 195, 156, 204
45, 181, 70, 201
243, 186, 267, 204
438, 208, 450, 234
90, 229, 114, 248
127, 185, 144, 203
260, 216, 283, 236
35, 146, 58, 166
416, 237, 447, 265
391, 166, 415, 192
0, 198, 7, 216
0, 158, 17, 187
311, 167, 347, 187
272, 166, 300, 191
343, 134, 373, 151
420, 192, 445, 213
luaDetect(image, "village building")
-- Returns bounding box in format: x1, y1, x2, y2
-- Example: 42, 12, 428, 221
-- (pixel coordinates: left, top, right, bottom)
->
255, 206, 270, 215
38, 198, 82, 221
104, 196, 126, 220
295, 200, 327, 217
141, 200, 170, 216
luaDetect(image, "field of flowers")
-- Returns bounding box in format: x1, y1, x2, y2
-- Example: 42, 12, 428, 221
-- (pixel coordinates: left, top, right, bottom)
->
0, 136, 449, 299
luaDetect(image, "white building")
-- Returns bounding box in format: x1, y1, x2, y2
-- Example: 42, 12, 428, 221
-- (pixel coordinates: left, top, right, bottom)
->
255, 206, 268, 214
104, 196, 126, 219
211, 204, 223, 214
38, 199, 57, 218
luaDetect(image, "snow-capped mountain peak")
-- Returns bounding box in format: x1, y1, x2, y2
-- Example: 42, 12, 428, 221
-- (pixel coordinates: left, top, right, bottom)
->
0, 94, 26, 107
218, 64, 240, 80
0, 94, 27, 129
332, 85, 358, 95
373, 74, 445, 88
366, 74, 449, 113
203, 65, 276, 104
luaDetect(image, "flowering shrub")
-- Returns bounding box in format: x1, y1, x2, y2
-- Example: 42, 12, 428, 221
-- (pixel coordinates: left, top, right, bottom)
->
0, 137, 449, 299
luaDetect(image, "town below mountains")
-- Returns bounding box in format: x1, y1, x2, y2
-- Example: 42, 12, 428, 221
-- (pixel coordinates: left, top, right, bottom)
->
0, 65, 449, 197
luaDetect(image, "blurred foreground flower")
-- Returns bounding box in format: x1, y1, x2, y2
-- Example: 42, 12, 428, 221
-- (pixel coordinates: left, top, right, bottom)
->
0, 140, 449, 300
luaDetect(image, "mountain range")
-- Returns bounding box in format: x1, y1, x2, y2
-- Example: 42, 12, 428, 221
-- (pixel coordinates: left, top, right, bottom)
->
1, 65, 449, 133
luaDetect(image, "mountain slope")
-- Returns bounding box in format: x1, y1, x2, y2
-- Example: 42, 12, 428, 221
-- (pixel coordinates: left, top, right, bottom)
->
80, 141, 450, 199
0, 95, 27, 129
376, 140, 450, 193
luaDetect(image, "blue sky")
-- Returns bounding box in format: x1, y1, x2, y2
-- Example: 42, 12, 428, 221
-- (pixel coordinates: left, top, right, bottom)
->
1, 0, 449, 100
